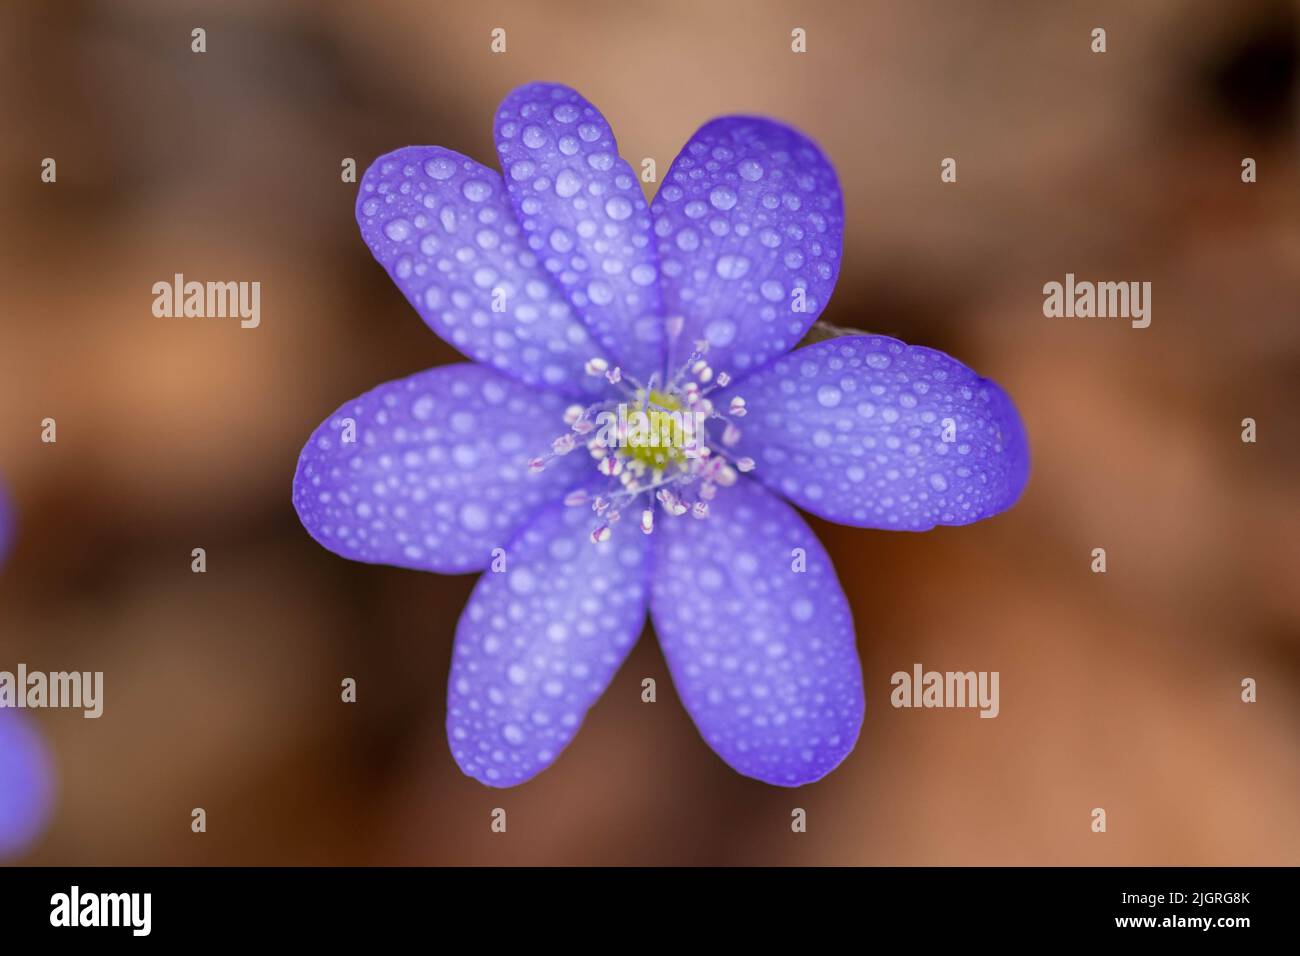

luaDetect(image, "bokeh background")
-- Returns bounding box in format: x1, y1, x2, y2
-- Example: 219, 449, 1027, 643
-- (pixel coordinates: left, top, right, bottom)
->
1, 0, 1297, 865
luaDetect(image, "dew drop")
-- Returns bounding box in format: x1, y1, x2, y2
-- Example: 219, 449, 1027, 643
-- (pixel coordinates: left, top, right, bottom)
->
817, 385, 843, 408
865, 353, 891, 369
383, 219, 412, 241
461, 180, 491, 203
549, 228, 574, 252
604, 195, 633, 221
709, 186, 738, 210
715, 254, 750, 279
424, 157, 456, 180
555, 169, 583, 198
705, 318, 736, 345
502, 724, 525, 745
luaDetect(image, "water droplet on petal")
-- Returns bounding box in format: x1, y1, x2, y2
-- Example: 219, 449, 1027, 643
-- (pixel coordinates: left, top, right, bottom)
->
384, 219, 412, 241
424, 157, 456, 180
502, 723, 526, 745
522, 125, 546, 149
604, 196, 633, 220
709, 186, 738, 210
715, 254, 750, 279
461, 179, 491, 203
705, 319, 736, 345
555, 169, 582, 198
630, 263, 656, 286
817, 385, 843, 408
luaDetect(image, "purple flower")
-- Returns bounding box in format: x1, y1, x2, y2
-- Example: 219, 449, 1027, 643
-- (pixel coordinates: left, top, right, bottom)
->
293, 83, 1029, 787
0, 484, 56, 858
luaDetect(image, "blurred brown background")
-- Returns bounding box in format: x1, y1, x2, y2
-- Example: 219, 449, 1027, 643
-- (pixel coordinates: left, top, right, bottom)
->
1, 0, 1297, 865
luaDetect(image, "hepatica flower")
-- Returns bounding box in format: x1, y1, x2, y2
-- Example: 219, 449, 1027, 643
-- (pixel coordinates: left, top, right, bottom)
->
0, 484, 56, 858
293, 83, 1029, 787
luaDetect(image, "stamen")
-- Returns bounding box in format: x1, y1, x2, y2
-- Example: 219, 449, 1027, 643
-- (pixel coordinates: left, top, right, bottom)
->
531, 340, 757, 544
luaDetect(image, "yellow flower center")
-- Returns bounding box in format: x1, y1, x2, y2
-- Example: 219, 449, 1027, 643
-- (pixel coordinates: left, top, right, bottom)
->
622, 389, 694, 471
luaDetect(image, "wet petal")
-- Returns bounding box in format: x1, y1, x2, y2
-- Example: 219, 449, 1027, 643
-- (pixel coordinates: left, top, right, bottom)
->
0, 711, 55, 859
650, 478, 863, 786
447, 499, 650, 787
724, 335, 1030, 530
356, 146, 609, 397
293, 363, 586, 574
495, 83, 664, 374
652, 117, 844, 376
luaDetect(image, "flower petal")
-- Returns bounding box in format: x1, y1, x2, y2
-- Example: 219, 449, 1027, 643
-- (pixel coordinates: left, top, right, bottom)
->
650, 478, 864, 786
0, 711, 54, 858
494, 83, 664, 374
357, 146, 610, 397
293, 363, 586, 574
724, 335, 1030, 530
652, 117, 844, 376
446, 499, 650, 787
